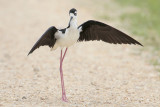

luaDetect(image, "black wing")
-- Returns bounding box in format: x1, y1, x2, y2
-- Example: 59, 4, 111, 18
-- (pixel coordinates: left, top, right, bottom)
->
78, 20, 143, 46
28, 26, 57, 55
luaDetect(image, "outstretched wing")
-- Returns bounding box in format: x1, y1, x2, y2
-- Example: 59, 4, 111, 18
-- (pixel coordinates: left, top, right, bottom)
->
28, 26, 57, 55
78, 20, 143, 46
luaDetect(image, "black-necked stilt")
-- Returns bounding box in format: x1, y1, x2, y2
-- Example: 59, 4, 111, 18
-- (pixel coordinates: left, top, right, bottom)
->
28, 8, 143, 102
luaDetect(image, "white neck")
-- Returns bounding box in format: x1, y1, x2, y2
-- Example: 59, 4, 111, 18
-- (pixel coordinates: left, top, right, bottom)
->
69, 13, 77, 28
70, 17, 77, 28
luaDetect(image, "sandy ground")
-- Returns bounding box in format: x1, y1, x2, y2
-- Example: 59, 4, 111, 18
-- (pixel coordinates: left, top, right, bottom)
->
0, 0, 160, 107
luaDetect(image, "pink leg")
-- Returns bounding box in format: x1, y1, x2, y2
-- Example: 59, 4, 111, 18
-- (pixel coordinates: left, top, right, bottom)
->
60, 48, 68, 102
62, 48, 68, 62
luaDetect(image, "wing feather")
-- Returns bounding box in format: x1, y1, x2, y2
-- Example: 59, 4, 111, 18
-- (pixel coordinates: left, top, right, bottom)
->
78, 20, 143, 46
28, 26, 57, 55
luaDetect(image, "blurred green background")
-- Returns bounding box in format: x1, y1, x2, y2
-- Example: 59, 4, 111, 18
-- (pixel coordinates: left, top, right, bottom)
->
116, 0, 160, 71
94, 0, 160, 71
116, 0, 160, 49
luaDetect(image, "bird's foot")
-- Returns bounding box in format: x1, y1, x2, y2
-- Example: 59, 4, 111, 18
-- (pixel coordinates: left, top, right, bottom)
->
62, 96, 68, 102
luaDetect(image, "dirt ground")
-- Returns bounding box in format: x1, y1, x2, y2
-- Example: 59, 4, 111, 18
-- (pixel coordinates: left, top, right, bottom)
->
0, 0, 160, 107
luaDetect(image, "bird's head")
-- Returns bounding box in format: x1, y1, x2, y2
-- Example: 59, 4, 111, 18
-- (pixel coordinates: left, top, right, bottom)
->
69, 8, 77, 19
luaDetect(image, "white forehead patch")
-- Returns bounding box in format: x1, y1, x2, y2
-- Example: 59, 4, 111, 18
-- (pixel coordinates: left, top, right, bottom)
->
70, 13, 75, 17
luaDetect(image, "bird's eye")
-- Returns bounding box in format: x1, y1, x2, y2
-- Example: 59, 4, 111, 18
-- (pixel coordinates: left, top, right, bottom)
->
74, 12, 77, 16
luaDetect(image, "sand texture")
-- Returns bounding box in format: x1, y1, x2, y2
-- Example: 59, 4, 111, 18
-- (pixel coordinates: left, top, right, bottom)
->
0, 0, 160, 106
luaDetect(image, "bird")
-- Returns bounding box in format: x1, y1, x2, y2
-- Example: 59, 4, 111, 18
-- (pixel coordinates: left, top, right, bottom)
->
28, 8, 143, 102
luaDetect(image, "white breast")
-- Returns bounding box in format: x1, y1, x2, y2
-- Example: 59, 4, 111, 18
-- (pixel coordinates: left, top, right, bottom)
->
52, 27, 80, 50
51, 17, 80, 50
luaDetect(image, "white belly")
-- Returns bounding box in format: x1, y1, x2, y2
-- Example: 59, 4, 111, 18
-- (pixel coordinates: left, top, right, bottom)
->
52, 27, 80, 50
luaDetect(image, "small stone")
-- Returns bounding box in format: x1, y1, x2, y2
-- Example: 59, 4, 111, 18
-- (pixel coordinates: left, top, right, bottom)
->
105, 87, 111, 90
33, 67, 39, 72
96, 88, 99, 90
4, 53, 11, 59
40, 97, 45, 100
22, 96, 27, 99
91, 82, 96, 86
15, 98, 19, 101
